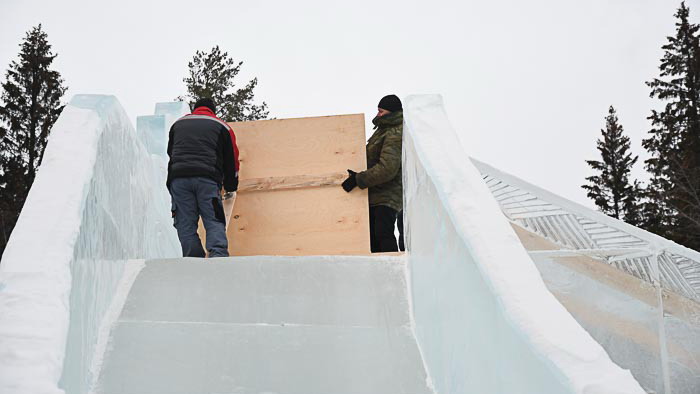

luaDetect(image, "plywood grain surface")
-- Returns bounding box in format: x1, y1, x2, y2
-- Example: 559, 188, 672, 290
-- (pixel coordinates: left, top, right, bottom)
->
198, 114, 370, 256
231, 115, 367, 179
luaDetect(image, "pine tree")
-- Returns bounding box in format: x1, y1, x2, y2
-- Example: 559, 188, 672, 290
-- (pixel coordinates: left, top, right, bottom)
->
643, 2, 700, 249
582, 106, 642, 225
178, 46, 269, 121
0, 24, 66, 256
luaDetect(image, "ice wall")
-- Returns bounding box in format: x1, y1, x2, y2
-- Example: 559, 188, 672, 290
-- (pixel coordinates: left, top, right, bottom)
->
402, 94, 645, 394
0, 95, 182, 394
137, 101, 189, 158
475, 159, 700, 394
530, 254, 700, 394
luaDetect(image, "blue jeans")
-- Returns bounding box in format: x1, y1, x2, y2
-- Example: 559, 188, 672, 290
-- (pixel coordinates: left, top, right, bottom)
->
169, 177, 229, 258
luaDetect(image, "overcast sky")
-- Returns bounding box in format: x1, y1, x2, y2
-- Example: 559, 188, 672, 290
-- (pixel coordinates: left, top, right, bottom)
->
1, 0, 697, 207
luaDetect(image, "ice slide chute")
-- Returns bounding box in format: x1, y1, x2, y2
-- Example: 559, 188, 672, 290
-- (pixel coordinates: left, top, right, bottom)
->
475, 159, 700, 394
401, 95, 644, 394
92, 256, 431, 394
0, 94, 647, 393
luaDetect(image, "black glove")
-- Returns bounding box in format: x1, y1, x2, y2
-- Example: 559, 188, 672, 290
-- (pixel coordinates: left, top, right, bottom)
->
342, 169, 357, 192
225, 173, 239, 193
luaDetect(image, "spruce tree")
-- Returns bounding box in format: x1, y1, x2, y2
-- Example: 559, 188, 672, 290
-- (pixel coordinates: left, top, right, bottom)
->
178, 46, 269, 121
582, 106, 642, 225
643, 2, 700, 249
0, 24, 66, 256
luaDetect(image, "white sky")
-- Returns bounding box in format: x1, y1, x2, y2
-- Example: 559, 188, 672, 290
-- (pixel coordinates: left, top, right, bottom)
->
1, 0, 697, 207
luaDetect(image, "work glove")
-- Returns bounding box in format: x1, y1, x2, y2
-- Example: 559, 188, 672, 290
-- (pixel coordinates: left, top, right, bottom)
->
225, 172, 239, 193
342, 169, 358, 193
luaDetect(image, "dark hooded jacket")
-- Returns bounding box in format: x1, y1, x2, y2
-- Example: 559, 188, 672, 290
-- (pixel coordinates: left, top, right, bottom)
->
355, 111, 403, 212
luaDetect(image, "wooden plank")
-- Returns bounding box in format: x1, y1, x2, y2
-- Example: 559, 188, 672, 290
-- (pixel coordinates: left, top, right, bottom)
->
239, 172, 346, 193
197, 114, 370, 256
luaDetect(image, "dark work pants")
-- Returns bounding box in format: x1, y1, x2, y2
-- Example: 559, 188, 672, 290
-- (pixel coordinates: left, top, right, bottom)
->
169, 177, 229, 258
370, 205, 399, 253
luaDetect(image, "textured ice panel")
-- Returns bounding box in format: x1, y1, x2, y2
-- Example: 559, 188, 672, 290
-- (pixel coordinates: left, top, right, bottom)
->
135, 102, 189, 262
0, 95, 180, 394
154, 101, 190, 121
475, 158, 700, 313
121, 256, 410, 326
661, 251, 700, 394
473, 144, 700, 393
532, 255, 700, 394
136, 115, 167, 156
402, 94, 645, 394
99, 323, 425, 394
95, 256, 431, 394
137, 101, 189, 158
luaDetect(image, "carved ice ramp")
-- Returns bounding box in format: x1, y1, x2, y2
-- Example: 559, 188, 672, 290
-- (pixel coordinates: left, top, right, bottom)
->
93, 255, 432, 394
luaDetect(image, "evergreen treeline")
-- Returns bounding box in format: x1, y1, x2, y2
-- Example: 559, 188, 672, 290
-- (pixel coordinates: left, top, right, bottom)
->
584, 1, 700, 251
582, 106, 642, 225
0, 27, 270, 257
0, 25, 66, 256
177, 45, 270, 121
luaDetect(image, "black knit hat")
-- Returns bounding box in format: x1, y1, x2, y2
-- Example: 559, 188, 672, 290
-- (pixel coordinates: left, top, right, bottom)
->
378, 94, 402, 112
194, 97, 216, 113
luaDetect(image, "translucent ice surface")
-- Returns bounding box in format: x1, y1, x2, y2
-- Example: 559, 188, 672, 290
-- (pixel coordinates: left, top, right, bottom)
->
474, 159, 700, 394
401, 95, 645, 394
531, 255, 700, 394
137, 101, 189, 158
0, 95, 181, 394
136, 115, 167, 157
93, 256, 432, 394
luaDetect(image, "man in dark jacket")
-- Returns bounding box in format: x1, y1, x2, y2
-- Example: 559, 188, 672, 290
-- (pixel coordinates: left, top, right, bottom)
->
167, 98, 239, 257
342, 94, 404, 252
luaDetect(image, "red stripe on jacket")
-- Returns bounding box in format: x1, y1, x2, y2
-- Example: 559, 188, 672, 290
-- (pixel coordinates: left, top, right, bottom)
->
190, 106, 240, 172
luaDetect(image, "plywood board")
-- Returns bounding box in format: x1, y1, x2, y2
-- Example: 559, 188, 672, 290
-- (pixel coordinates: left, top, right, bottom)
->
199, 114, 370, 256
229, 187, 369, 255
233, 114, 367, 179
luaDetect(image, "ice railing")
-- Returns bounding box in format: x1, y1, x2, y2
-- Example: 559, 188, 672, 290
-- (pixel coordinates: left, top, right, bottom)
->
0, 95, 186, 394
473, 159, 700, 394
402, 95, 645, 394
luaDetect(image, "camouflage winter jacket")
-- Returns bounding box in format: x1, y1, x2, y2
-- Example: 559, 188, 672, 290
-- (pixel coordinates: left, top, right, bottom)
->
356, 111, 403, 212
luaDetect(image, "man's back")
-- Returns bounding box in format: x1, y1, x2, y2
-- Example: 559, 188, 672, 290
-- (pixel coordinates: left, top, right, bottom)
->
166, 98, 238, 258
167, 106, 238, 192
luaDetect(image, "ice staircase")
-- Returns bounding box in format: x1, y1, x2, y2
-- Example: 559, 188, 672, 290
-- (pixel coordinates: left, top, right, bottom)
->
0, 94, 651, 394
93, 256, 431, 394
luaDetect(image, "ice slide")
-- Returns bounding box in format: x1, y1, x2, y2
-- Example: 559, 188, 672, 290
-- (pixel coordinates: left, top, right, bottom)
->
475, 160, 700, 394
0, 94, 656, 394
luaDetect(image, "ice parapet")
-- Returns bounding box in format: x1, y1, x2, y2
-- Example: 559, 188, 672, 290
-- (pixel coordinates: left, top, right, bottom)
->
0, 95, 182, 394
136, 115, 167, 157
138, 101, 189, 158
401, 94, 646, 394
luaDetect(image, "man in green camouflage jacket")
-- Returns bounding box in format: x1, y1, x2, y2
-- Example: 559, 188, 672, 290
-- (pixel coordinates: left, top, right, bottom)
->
342, 94, 403, 252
